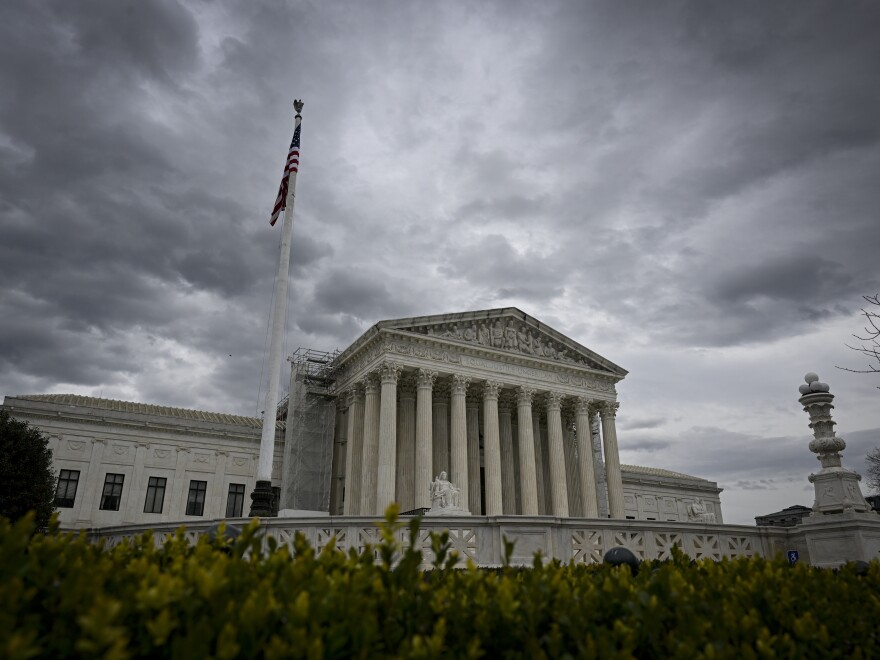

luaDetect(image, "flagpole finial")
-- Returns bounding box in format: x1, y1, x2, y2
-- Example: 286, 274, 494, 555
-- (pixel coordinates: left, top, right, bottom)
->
293, 99, 304, 117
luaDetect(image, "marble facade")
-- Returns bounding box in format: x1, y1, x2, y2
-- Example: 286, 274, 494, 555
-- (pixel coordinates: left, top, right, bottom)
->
322, 308, 722, 522
1, 394, 277, 529
1, 307, 723, 529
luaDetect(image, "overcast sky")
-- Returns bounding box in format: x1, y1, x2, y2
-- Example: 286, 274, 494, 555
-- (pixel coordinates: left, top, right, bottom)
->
2, 1, 879, 524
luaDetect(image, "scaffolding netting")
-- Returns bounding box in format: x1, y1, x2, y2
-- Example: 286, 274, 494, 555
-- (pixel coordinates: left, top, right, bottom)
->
280, 348, 341, 512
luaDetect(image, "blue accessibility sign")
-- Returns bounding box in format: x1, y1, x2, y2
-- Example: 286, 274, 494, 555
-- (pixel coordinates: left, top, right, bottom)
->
787, 550, 799, 565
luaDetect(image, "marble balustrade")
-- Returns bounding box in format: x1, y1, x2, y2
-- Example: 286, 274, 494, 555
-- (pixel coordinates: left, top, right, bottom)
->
89, 515, 803, 567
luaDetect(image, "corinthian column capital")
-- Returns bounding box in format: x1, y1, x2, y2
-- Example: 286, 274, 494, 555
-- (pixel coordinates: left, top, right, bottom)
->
483, 380, 502, 400
516, 386, 535, 406
546, 391, 564, 410
575, 396, 592, 415
362, 372, 381, 396
451, 373, 471, 395
346, 383, 365, 406
602, 401, 620, 418
379, 361, 402, 384
417, 368, 438, 389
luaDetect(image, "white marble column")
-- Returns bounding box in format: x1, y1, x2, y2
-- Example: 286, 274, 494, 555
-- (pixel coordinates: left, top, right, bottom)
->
540, 422, 552, 514
449, 374, 470, 512
396, 379, 416, 512
516, 386, 539, 515
415, 369, 436, 509
76, 438, 106, 523
590, 407, 609, 518
329, 400, 346, 515
360, 374, 381, 515
545, 392, 569, 517
499, 397, 516, 514
601, 401, 625, 519
377, 362, 402, 514
575, 397, 599, 517
482, 380, 503, 516
466, 393, 482, 515
432, 381, 450, 476
343, 386, 365, 515
511, 419, 521, 514
564, 414, 582, 517
532, 411, 546, 515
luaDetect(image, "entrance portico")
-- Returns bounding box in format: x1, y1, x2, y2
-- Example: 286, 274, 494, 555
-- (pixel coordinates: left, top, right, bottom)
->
329, 308, 628, 518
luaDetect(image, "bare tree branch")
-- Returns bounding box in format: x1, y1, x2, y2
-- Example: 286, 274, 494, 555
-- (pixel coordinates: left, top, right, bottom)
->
836, 294, 880, 389
866, 447, 880, 493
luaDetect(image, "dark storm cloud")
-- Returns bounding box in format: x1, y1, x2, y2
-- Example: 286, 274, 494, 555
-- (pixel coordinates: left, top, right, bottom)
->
311, 269, 417, 322
1, 0, 879, 478
483, 1, 880, 349
629, 425, 880, 494
0, 293, 139, 385
621, 437, 672, 452
618, 417, 667, 431
0, 0, 342, 409
439, 235, 567, 303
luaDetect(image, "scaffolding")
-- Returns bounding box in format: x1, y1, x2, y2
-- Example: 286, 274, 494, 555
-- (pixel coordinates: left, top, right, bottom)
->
279, 347, 342, 512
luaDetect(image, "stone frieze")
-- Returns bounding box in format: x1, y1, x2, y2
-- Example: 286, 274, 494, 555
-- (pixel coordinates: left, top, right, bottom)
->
400, 318, 599, 369
336, 337, 617, 396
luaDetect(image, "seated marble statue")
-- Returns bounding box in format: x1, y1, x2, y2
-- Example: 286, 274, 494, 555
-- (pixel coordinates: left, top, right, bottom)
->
687, 498, 716, 523
429, 471, 461, 511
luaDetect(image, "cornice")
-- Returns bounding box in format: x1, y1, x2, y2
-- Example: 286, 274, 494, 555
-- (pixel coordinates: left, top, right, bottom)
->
3, 406, 269, 444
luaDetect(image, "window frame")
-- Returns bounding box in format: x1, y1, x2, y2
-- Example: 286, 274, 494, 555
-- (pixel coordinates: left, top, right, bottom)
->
225, 483, 246, 518
99, 473, 125, 511
54, 469, 81, 508
143, 476, 167, 514
185, 480, 208, 516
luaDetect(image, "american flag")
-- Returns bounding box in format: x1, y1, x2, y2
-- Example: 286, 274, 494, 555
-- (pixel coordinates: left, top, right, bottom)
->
269, 123, 301, 226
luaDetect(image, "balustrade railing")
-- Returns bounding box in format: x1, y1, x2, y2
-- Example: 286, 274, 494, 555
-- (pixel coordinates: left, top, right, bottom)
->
88, 516, 787, 567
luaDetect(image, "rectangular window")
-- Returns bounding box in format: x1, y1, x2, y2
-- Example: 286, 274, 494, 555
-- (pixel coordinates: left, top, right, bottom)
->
186, 480, 208, 516
226, 483, 246, 518
54, 469, 80, 508
143, 476, 167, 514
99, 473, 125, 511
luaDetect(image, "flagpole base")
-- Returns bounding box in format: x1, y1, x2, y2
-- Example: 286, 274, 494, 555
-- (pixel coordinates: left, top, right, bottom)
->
249, 480, 277, 517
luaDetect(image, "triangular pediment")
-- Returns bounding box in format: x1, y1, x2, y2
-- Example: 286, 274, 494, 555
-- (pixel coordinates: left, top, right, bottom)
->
376, 308, 627, 377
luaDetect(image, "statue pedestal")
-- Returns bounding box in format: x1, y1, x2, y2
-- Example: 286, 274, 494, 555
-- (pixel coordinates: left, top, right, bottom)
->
427, 472, 470, 516
425, 505, 471, 517
809, 468, 871, 516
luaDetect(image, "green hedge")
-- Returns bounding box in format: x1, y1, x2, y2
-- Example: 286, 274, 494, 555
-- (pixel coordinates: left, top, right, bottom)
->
2, 509, 878, 659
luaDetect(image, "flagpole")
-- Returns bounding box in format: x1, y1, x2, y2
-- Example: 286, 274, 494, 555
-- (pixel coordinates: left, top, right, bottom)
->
250, 99, 304, 517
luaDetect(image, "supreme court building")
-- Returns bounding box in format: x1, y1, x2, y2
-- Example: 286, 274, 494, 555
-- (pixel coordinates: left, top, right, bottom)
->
285, 308, 723, 523
2, 308, 723, 529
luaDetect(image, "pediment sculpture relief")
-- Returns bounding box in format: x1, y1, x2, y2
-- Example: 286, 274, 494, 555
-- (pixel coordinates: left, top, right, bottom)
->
402, 319, 596, 368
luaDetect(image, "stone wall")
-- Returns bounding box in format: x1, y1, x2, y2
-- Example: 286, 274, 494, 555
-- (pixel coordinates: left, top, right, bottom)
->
87, 512, 880, 567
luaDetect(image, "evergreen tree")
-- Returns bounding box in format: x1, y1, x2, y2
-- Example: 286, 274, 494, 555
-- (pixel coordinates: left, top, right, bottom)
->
0, 410, 56, 530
